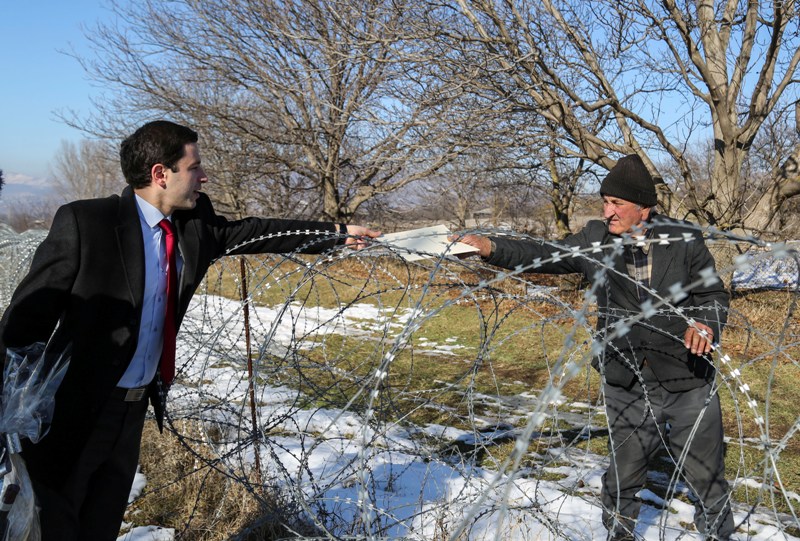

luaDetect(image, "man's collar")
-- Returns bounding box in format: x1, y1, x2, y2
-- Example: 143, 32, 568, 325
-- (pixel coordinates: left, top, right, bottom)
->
608, 211, 658, 253
135, 194, 169, 228
632, 211, 658, 254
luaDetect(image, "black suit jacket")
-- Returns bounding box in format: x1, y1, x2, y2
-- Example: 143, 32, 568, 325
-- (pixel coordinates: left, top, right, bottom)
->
0, 186, 340, 484
487, 215, 729, 391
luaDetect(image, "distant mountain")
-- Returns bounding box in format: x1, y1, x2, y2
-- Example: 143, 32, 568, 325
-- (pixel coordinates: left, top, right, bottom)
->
0, 172, 59, 205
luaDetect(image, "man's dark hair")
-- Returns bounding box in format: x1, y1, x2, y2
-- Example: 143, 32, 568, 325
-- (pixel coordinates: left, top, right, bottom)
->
120, 120, 199, 189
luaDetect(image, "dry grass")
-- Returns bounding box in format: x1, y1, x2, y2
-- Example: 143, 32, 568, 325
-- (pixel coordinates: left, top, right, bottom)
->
125, 420, 320, 540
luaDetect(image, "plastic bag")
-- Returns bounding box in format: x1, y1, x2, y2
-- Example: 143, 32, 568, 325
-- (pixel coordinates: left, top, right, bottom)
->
0, 453, 39, 541
0, 342, 70, 540
0, 343, 70, 444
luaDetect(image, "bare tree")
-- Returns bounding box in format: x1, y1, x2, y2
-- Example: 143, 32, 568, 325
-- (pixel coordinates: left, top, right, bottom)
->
71, 0, 477, 221
1, 198, 59, 232
749, 104, 800, 233
441, 0, 800, 234
542, 148, 592, 237
662, 106, 800, 234
50, 139, 125, 202
405, 120, 594, 235
413, 3, 616, 235
413, 151, 513, 230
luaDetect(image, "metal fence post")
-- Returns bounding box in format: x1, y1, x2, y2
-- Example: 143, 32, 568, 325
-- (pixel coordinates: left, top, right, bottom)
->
240, 256, 263, 486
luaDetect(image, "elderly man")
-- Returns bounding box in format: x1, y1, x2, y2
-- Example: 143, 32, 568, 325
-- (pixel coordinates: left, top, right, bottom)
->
457, 155, 734, 540
0, 120, 380, 540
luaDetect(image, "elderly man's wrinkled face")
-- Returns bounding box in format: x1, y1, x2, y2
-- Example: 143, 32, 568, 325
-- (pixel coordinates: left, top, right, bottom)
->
602, 195, 651, 235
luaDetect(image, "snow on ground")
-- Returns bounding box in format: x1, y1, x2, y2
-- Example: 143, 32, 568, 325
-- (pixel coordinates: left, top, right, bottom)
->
118, 525, 175, 541
730, 244, 800, 290
119, 295, 799, 540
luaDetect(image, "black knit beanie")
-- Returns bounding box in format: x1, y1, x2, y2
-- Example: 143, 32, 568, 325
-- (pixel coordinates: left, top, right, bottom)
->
599, 154, 657, 207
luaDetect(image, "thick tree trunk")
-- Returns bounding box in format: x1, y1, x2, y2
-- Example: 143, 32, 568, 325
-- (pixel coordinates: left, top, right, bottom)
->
709, 137, 747, 228
746, 144, 800, 233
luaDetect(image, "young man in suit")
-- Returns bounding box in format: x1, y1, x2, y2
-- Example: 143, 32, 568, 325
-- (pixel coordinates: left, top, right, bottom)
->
456, 155, 734, 540
0, 120, 380, 540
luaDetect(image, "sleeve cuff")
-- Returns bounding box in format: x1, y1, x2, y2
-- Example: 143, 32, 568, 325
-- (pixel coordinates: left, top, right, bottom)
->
337, 223, 348, 245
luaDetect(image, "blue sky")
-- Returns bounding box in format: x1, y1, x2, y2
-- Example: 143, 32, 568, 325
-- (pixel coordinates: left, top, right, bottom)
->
0, 0, 121, 187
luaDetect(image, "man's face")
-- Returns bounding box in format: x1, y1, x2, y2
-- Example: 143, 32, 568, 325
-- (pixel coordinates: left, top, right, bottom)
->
163, 143, 208, 212
602, 195, 650, 235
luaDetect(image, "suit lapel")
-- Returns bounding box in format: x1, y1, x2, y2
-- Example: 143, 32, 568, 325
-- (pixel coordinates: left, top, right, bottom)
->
173, 215, 200, 309
116, 187, 145, 307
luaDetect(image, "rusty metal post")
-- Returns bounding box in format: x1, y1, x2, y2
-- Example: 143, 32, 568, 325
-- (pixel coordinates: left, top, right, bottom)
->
240, 256, 263, 486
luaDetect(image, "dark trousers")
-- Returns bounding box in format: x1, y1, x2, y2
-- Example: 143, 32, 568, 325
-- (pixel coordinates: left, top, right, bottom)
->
602, 363, 734, 539
29, 393, 149, 541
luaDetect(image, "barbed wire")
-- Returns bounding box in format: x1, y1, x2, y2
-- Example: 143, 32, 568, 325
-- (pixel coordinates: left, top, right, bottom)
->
0, 223, 798, 540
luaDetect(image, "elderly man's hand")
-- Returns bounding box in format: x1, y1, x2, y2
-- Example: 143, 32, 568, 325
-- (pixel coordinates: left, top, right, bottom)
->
344, 225, 381, 249
447, 234, 492, 258
684, 322, 714, 355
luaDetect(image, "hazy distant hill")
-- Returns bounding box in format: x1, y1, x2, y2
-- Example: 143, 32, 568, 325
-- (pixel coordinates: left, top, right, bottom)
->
0, 172, 59, 208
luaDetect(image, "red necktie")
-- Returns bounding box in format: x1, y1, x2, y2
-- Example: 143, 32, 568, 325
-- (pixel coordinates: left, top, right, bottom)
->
158, 219, 178, 386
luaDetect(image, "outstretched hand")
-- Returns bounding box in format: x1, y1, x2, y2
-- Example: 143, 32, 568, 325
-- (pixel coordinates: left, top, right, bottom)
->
344, 225, 381, 249
447, 234, 492, 258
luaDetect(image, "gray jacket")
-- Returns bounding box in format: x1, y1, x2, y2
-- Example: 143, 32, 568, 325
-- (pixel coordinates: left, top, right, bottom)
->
487, 215, 729, 391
